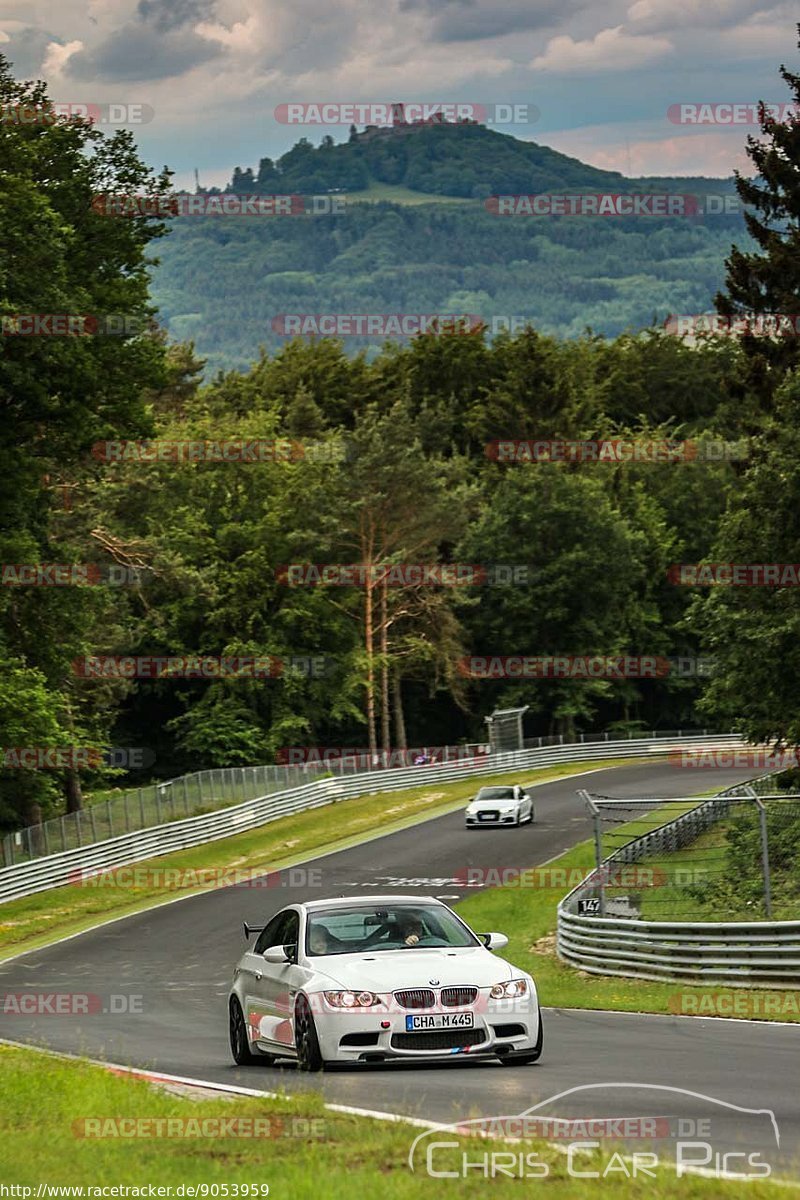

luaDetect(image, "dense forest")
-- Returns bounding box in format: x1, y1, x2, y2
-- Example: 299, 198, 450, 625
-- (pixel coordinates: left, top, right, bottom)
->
154, 197, 746, 372
1, 40, 799, 835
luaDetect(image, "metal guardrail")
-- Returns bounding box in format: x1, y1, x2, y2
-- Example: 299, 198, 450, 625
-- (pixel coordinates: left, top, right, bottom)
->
2, 728, 718, 868
2, 744, 495, 867
557, 775, 800, 987
0, 733, 743, 905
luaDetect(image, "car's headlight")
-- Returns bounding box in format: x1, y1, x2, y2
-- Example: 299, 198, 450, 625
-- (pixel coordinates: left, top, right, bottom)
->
323, 990, 382, 1008
489, 979, 528, 1000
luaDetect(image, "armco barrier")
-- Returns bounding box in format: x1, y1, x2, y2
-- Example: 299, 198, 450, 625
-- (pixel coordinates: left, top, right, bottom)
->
0, 734, 745, 905
557, 776, 800, 987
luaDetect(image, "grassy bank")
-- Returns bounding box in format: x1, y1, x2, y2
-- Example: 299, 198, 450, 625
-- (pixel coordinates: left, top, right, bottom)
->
0, 758, 633, 961
0, 1045, 786, 1196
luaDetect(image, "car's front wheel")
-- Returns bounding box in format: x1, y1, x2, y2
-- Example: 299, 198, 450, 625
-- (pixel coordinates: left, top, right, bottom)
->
498, 1007, 543, 1066
295, 995, 325, 1072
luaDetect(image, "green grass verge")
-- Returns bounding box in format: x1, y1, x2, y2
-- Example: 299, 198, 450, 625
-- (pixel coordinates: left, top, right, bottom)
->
0, 758, 635, 961
457, 835, 800, 1022
0, 1045, 785, 1195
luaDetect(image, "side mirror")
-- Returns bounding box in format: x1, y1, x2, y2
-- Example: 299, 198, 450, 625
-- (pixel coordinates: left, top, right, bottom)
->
263, 945, 289, 964
481, 932, 509, 951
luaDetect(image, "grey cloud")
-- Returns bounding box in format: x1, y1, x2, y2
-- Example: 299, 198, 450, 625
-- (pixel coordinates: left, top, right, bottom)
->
2, 26, 55, 77
398, 0, 580, 41
65, 24, 220, 82
137, 0, 218, 33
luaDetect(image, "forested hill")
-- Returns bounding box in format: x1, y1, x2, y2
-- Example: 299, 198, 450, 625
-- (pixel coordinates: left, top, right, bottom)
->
151, 121, 745, 373
223, 120, 732, 200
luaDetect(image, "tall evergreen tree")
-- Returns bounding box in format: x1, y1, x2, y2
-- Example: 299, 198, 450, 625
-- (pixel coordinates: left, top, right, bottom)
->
716, 27, 800, 390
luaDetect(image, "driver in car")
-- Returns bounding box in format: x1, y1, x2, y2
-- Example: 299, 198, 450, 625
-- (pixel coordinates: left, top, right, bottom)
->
308, 925, 332, 955
400, 916, 425, 946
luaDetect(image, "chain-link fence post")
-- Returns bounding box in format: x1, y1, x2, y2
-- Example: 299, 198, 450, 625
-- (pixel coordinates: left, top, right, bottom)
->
755, 797, 773, 918
579, 788, 605, 916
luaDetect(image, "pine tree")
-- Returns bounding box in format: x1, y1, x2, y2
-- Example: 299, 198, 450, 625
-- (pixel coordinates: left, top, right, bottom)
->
715, 27, 800, 386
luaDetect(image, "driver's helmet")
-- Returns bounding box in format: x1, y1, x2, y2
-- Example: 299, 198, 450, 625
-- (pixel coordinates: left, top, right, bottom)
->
308, 925, 331, 955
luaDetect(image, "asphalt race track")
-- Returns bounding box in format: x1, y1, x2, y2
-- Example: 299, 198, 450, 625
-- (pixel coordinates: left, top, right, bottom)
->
2, 760, 799, 1176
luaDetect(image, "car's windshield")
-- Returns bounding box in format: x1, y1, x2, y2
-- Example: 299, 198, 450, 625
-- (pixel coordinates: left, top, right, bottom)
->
305, 904, 480, 956
476, 787, 515, 800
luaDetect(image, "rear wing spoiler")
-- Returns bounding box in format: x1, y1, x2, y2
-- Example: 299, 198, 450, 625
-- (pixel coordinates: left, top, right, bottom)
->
243, 922, 264, 939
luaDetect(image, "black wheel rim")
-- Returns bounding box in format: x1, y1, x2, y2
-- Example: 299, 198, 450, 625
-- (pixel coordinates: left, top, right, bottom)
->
295, 1001, 309, 1063
230, 1001, 247, 1059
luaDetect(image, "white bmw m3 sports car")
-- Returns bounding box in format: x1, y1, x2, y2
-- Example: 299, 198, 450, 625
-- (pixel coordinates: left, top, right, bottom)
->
228, 895, 542, 1070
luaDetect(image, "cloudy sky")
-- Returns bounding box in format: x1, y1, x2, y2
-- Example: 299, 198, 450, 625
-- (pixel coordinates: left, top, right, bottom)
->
1, 0, 796, 188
